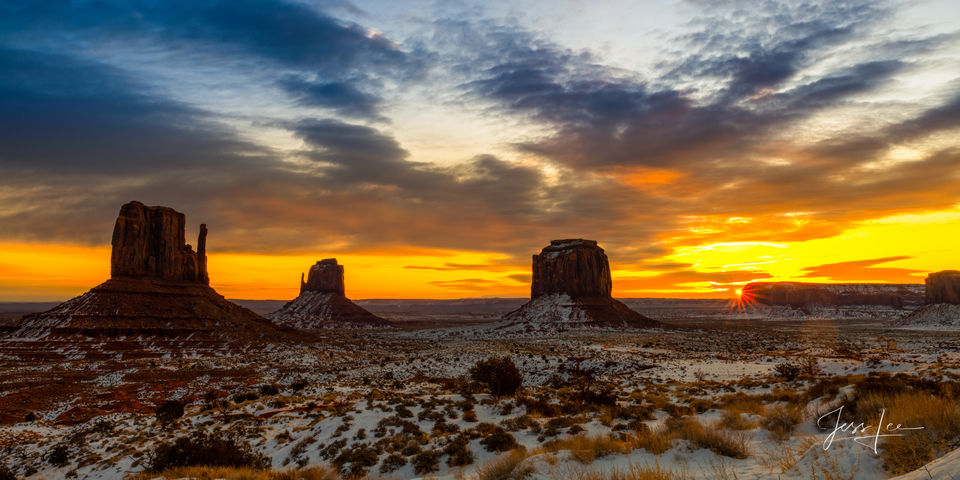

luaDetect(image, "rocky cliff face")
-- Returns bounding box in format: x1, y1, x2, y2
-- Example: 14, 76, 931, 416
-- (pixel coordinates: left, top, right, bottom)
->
271, 259, 392, 329
301, 259, 345, 295
10, 201, 294, 343
743, 282, 925, 308
925, 270, 960, 305
532, 239, 612, 298
501, 239, 659, 330
111, 201, 208, 284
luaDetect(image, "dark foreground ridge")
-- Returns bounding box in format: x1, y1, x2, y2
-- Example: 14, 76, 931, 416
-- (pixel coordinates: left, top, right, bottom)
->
501, 239, 660, 329
8, 201, 295, 342
269, 259, 394, 329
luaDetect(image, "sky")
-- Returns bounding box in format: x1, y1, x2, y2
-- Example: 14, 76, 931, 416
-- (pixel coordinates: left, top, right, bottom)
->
1, 0, 959, 301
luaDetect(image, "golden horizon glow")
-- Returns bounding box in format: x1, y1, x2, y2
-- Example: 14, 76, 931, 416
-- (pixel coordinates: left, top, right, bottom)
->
1, 207, 958, 302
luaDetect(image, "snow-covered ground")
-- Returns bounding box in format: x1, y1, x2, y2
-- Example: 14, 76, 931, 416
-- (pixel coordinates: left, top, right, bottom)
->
1, 306, 959, 479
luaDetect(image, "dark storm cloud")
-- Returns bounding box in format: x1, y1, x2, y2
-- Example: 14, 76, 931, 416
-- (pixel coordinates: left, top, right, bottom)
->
0, 47, 265, 173
443, 1, 960, 243
0, 0, 421, 119
278, 76, 385, 121
669, 1, 887, 103
450, 2, 912, 170
0, 41, 662, 257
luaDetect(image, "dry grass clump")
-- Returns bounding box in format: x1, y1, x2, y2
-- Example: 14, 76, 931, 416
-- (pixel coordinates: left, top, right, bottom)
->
855, 390, 960, 474
543, 434, 632, 464
757, 434, 817, 474
129, 465, 340, 480
719, 411, 757, 431
761, 405, 804, 442
476, 448, 536, 480
546, 461, 691, 480
665, 417, 749, 459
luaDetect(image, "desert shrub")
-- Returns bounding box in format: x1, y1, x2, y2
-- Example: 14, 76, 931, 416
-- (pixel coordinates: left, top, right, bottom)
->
502, 414, 537, 432
412, 450, 441, 475
233, 391, 260, 404
762, 405, 803, 442
395, 404, 413, 418
542, 416, 583, 437
333, 443, 378, 478
463, 410, 478, 422
0, 464, 13, 480
379, 453, 406, 474
260, 385, 280, 396
147, 430, 270, 472
319, 439, 348, 461
92, 418, 115, 435
433, 419, 460, 435
444, 435, 474, 467
481, 427, 518, 452
475, 449, 534, 480
48, 444, 70, 466
289, 378, 310, 392
156, 400, 185, 425
774, 363, 800, 382
798, 355, 822, 377
24, 412, 36, 422
470, 356, 523, 397
519, 396, 560, 417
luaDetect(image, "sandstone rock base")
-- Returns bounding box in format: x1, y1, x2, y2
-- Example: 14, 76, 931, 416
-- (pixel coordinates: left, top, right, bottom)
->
269, 291, 393, 329
14, 278, 294, 341
501, 293, 659, 330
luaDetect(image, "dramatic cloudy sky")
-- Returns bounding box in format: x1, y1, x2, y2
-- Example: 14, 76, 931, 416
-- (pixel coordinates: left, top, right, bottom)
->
1, 0, 959, 301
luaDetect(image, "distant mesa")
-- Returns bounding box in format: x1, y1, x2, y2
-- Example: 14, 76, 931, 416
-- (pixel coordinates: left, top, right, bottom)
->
895, 270, 960, 329
268, 259, 394, 329
742, 282, 924, 309
925, 270, 960, 305
501, 239, 660, 329
10, 201, 294, 342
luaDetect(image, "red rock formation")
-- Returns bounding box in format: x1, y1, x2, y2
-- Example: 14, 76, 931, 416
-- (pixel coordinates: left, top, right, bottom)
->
271, 259, 393, 329
110, 201, 208, 283
925, 270, 960, 304
532, 239, 612, 298
742, 282, 925, 308
301, 259, 345, 295
10, 202, 296, 343
503, 239, 659, 329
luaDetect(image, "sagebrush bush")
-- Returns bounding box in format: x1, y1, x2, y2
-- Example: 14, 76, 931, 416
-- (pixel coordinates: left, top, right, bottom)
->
47, 444, 69, 466
147, 430, 270, 472
481, 427, 519, 452
412, 450, 441, 475
444, 435, 474, 466
0, 463, 14, 480
774, 363, 800, 382
470, 356, 523, 397
379, 453, 406, 474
